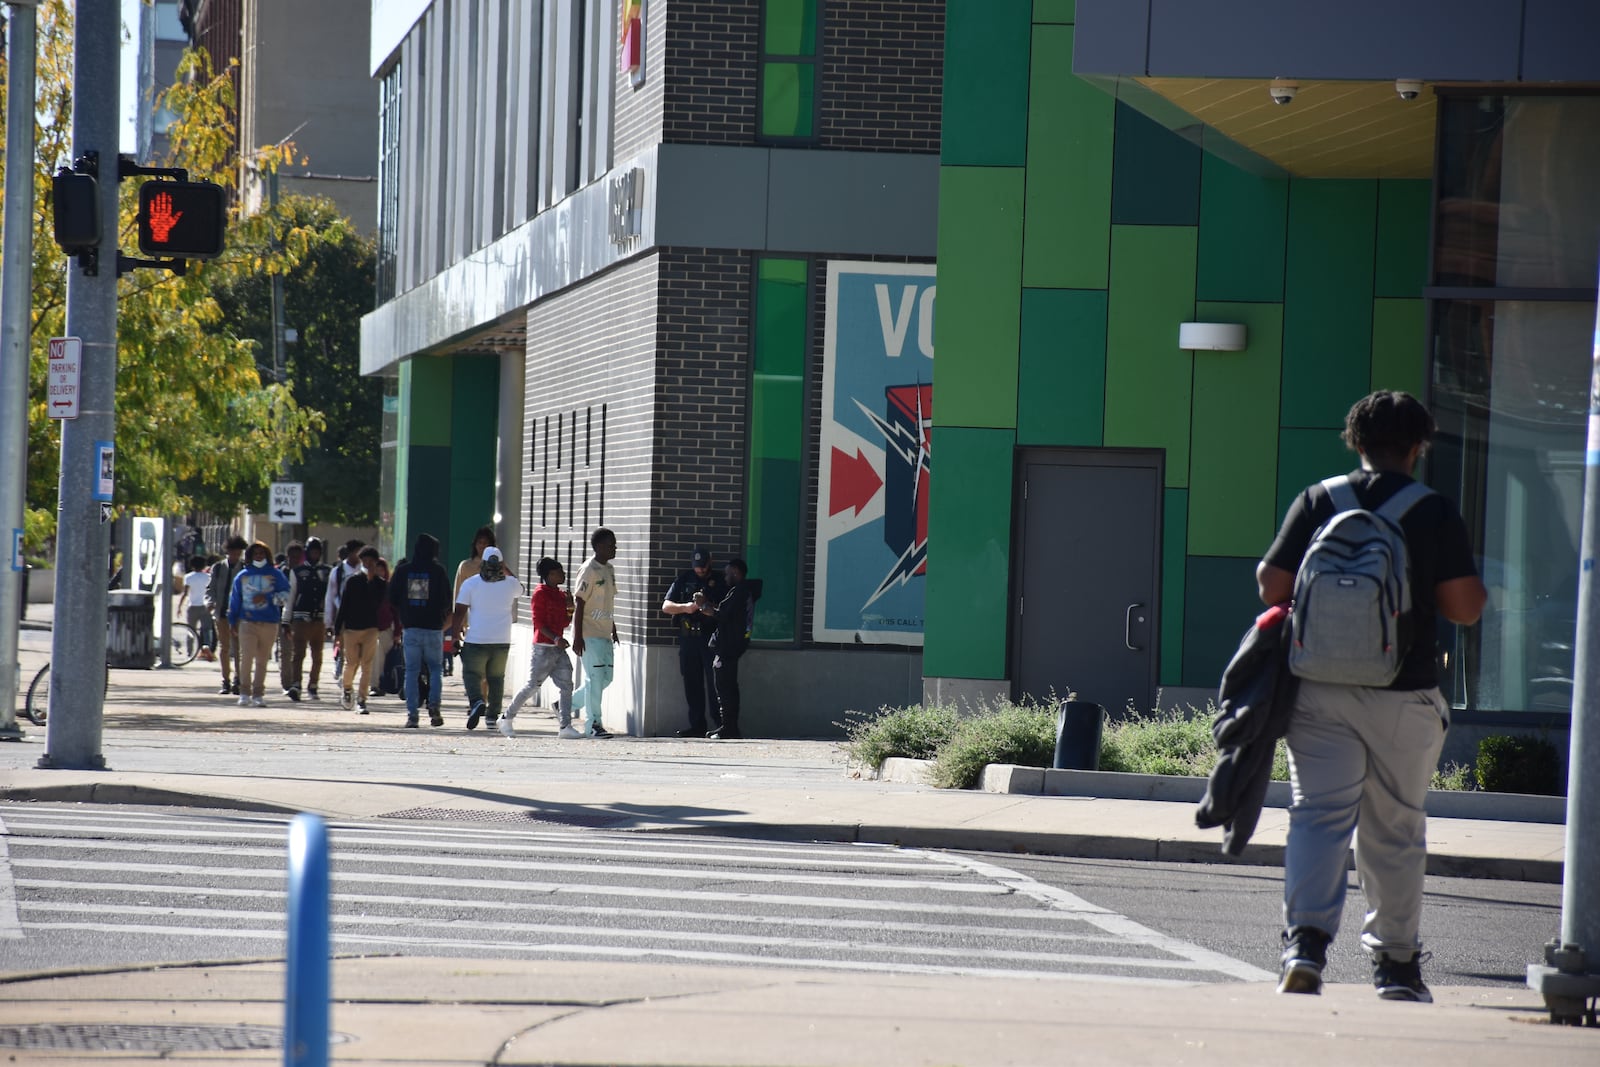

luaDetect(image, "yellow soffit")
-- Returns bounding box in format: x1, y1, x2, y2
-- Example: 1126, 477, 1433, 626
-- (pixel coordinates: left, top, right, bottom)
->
1138, 77, 1436, 179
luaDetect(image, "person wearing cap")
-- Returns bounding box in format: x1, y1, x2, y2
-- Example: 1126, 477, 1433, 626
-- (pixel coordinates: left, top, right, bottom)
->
661, 545, 727, 737
448, 546, 522, 731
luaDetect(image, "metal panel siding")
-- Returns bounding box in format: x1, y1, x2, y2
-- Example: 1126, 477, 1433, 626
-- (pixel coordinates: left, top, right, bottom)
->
1522, 0, 1600, 81
448, 0, 474, 263
400, 32, 422, 293
1370, 298, 1426, 398
922, 427, 1015, 680
422, 9, 446, 279
1110, 101, 1201, 226
1196, 151, 1287, 303
1373, 179, 1430, 300
1160, 486, 1186, 685
1275, 426, 1349, 520
1034, 0, 1075, 23
1181, 555, 1260, 686
941, 0, 1031, 166
764, 150, 940, 257
1016, 287, 1106, 447
1071, 0, 1149, 76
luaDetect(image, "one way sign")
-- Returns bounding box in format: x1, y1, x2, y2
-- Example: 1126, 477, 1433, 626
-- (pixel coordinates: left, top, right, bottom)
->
269, 481, 303, 524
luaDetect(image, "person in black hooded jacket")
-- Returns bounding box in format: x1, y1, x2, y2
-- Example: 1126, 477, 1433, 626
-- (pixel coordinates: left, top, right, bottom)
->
387, 533, 452, 727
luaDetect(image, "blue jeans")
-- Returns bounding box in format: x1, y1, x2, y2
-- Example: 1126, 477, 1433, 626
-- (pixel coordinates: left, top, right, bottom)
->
403, 627, 444, 719
572, 636, 613, 731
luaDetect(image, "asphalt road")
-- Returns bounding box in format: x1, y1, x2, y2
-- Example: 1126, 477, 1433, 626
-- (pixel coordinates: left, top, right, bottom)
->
0, 803, 1559, 994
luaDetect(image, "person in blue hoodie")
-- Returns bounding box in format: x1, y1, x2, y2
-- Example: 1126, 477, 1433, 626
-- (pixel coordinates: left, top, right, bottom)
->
228, 539, 291, 708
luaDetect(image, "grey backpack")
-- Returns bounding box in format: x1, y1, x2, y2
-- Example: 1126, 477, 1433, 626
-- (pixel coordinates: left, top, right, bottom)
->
1288, 476, 1433, 687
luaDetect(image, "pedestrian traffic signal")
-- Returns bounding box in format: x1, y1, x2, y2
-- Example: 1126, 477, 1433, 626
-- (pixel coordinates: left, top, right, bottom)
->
136, 180, 226, 259
51, 169, 101, 252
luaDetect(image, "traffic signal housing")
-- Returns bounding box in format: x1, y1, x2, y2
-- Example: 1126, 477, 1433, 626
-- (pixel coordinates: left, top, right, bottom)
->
51, 169, 101, 252
136, 180, 226, 259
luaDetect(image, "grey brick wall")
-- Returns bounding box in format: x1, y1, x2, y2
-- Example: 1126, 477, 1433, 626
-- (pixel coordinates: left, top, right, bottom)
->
663, 1, 944, 152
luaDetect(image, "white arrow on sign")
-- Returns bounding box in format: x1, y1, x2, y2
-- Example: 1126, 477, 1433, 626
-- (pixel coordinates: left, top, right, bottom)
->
269, 481, 303, 524
47, 337, 81, 420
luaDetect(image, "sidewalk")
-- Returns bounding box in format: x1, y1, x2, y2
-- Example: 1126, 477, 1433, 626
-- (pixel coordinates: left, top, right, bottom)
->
0, 624, 1588, 1065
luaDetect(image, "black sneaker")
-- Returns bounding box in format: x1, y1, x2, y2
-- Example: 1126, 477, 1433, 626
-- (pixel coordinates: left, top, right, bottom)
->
428, 707, 444, 727
231, 680, 241, 695
590, 724, 613, 739
285, 686, 301, 702
1278, 926, 1331, 995
674, 727, 705, 738
1373, 952, 1433, 1003
307, 688, 319, 701
466, 700, 484, 730
219, 683, 233, 696
403, 718, 419, 728
356, 701, 369, 715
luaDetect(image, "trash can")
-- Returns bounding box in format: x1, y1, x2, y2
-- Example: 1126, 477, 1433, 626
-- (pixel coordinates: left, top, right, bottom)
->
1053, 700, 1105, 771
107, 590, 156, 669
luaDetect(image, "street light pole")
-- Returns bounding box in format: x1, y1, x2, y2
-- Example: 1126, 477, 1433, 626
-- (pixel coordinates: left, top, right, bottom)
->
40, 0, 120, 770
0, 0, 40, 742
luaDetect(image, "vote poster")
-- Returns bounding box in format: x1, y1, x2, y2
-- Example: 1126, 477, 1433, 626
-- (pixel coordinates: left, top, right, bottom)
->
813, 261, 935, 645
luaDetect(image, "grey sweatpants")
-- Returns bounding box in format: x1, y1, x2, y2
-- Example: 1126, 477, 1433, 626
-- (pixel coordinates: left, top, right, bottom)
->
1282, 679, 1448, 959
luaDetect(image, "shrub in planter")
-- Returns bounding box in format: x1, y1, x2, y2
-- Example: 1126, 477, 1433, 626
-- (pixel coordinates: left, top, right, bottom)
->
841, 703, 959, 771
929, 701, 1056, 789
1475, 734, 1562, 795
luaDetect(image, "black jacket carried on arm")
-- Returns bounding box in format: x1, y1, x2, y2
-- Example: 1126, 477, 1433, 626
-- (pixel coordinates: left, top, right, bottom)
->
1194, 602, 1298, 855
387, 534, 451, 630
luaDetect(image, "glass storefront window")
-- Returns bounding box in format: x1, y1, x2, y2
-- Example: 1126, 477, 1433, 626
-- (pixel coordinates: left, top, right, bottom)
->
748, 257, 809, 641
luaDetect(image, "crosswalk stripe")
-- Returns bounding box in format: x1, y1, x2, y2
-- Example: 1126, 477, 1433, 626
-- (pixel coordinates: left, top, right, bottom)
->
0, 821, 22, 940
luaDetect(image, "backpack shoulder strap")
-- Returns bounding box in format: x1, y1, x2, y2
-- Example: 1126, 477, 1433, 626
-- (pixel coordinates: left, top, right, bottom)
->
1319, 475, 1360, 513
1375, 480, 1434, 523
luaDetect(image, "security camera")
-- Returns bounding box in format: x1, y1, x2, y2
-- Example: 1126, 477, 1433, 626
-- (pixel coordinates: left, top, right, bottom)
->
1395, 79, 1423, 101
1268, 80, 1299, 105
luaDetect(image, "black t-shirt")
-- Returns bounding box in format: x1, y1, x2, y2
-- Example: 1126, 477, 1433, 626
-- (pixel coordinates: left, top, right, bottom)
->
1263, 469, 1479, 691
665, 569, 727, 636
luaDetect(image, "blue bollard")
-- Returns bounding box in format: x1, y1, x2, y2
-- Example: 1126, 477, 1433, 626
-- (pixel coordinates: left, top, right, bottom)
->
284, 812, 330, 1067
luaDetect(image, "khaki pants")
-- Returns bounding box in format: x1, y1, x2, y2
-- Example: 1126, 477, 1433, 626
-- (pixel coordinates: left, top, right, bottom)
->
213, 609, 237, 685
289, 620, 326, 694
238, 621, 278, 699
341, 627, 379, 698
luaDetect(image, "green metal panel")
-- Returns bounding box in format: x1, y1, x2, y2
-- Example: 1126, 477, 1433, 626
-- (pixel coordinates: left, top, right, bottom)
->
1017, 288, 1106, 445
1371, 298, 1426, 398
1276, 427, 1352, 521
1110, 102, 1201, 227
1188, 302, 1283, 557
1374, 179, 1431, 299
445, 356, 500, 570
923, 427, 1015, 680
1161, 487, 1187, 687
406, 356, 454, 447
403, 445, 453, 561
1033, 0, 1074, 22
1197, 153, 1288, 303
942, 0, 1032, 167
1281, 180, 1378, 428
394, 361, 414, 556
1182, 556, 1262, 687
1103, 225, 1198, 487
749, 257, 809, 640
935, 166, 1024, 428
1023, 27, 1115, 289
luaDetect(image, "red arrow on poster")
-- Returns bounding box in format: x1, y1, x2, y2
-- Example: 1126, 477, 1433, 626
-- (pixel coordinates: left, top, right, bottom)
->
829, 446, 883, 517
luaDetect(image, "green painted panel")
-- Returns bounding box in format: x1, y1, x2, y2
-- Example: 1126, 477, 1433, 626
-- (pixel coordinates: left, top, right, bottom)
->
761, 63, 815, 139
1374, 179, 1431, 299
1103, 225, 1198, 486
1023, 26, 1115, 289
1182, 556, 1262, 687
404, 445, 453, 562
1276, 427, 1352, 521
942, 0, 1032, 166
1033, 0, 1074, 22
406, 357, 454, 447
1160, 488, 1187, 687
1017, 288, 1106, 445
935, 166, 1024, 428
1196, 153, 1288, 302
445, 356, 500, 570
1188, 302, 1283, 557
924, 427, 1015, 679
1110, 102, 1201, 227
1371, 298, 1426, 398
763, 0, 818, 54
1281, 180, 1377, 428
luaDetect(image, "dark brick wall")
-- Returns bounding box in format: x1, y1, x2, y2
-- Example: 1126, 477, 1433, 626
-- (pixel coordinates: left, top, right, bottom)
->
663, 1, 944, 152
614, 0, 669, 163
647, 248, 753, 645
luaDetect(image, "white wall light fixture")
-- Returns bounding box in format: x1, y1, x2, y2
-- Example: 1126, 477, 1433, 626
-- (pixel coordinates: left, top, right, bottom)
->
1179, 322, 1248, 352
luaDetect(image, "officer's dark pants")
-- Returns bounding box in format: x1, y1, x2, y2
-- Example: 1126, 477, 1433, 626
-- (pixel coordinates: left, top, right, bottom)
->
713, 650, 742, 738
679, 632, 718, 732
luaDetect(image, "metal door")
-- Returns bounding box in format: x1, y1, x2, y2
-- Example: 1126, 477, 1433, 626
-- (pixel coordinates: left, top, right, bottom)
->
1012, 450, 1161, 714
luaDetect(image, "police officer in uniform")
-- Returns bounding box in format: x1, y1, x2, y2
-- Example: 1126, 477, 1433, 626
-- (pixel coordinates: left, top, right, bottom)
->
661, 546, 726, 737
284, 536, 332, 701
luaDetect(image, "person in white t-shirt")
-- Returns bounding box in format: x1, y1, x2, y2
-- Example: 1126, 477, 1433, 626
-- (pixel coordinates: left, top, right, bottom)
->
448, 546, 521, 731
177, 555, 215, 658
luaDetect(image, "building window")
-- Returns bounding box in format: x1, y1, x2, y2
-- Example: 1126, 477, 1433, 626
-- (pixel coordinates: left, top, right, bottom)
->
747, 256, 810, 640
376, 63, 403, 303
759, 0, 820, 141
154, 1, 187, 42
1430, 93, 1600, 717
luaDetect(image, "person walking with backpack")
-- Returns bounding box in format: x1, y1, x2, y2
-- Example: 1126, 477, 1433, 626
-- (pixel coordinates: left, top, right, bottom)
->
1256, 391, 1485, 1004
284, 537, 331, 701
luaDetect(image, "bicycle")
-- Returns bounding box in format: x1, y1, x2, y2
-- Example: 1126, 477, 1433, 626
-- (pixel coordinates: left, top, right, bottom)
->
165, 621, 202, 666
23, 661, 109, 727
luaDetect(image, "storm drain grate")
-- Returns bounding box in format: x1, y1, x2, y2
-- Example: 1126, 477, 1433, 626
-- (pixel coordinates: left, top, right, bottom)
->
0, 1023, 305, 1052
379, 805, 627, 828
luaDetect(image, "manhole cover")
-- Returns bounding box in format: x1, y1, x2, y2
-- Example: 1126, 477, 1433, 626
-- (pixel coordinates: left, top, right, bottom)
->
0, 1024, 286, 1052
379, 805, 626, 827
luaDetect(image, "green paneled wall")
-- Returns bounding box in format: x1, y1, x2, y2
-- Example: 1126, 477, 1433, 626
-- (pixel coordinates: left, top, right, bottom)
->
1104, 225, 1198, 486
446, 356, 500, 570
1182, 555, 1262, 687
1281, 180, 1378, 428
1111, 103, 1201, 227
1371, 298, 1426, 397
1188, 302, 1284, 557
1276, 426, 1351, 520
1197, 153, 1288, 302
936, 166, 1024, 428
1374, 180, 1431, 299
942, 0, 1032, 166
924, 428, 1016, 679
1033, 0, 1074, 22
1023, 25, 1114, 290
1161, 488, 1188, 686
393, 355, 498, 572
1017, 288, 1106, 445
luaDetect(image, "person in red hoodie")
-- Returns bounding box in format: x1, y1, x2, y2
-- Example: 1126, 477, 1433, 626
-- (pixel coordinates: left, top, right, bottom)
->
502, 557, 576, 738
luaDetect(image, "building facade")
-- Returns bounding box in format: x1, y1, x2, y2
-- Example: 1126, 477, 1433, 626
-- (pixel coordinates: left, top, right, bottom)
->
928, 0, 1600, 763
364, 1, 944, 735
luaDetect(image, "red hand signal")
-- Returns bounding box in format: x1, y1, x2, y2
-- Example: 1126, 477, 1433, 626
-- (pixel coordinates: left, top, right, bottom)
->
147, 191, 183, 242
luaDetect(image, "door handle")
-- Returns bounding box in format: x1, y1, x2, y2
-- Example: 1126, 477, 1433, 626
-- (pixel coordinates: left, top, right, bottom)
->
1125, 603, 1146, 651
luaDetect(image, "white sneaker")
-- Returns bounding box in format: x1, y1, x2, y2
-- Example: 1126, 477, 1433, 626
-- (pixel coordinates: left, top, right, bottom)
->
558, 725, 583, 739
250, 696, 267, 708
237, 694, 249, 707
498, 715, 515, 738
